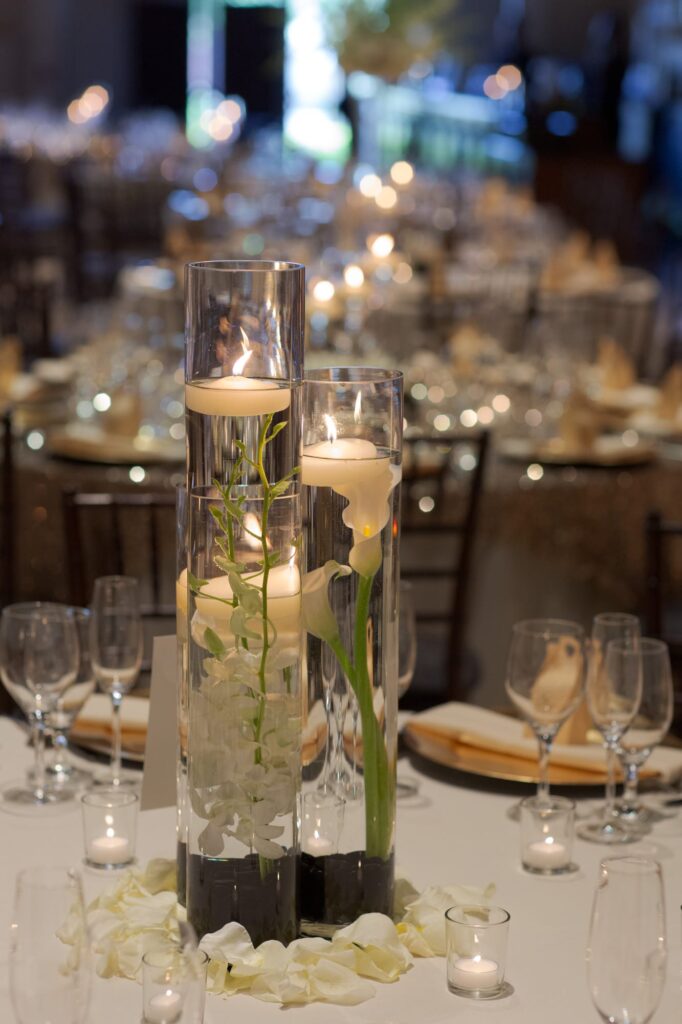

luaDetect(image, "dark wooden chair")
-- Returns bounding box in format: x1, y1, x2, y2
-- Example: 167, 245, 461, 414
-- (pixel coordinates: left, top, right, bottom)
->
61, 491, 177, 673
400, 430, 490, 709
645, 511, 682, 734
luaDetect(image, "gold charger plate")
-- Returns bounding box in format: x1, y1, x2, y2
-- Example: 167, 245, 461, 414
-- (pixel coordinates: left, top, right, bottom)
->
48, 427, 184, 465
402, 721, 611, 786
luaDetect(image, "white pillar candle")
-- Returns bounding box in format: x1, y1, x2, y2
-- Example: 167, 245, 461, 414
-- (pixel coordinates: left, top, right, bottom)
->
301, 438, 389, 488
524, 837, 570, 871
185, 377, 290, 417
449, 955, 499, 992
87, 835, 131, 866
145, 990, 183, 1024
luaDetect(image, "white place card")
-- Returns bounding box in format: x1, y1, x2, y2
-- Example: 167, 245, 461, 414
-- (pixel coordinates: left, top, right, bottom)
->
140, 634, 178, 811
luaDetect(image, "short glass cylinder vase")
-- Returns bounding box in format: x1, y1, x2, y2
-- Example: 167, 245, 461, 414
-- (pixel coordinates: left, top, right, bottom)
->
300, 367, 402, 935
185, 486, 302, 945
184, 260, 304, 492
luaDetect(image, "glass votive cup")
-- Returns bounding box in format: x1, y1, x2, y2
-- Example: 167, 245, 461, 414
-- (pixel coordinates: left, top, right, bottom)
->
81, 788, 138, 870
142, 947, 209, 1024
301, 791, 345, 856
520, 795, 576, 876
445, 905, 511, 999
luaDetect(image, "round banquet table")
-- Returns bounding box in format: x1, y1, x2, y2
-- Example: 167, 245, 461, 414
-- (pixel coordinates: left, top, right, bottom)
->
0, 717, 681, 1024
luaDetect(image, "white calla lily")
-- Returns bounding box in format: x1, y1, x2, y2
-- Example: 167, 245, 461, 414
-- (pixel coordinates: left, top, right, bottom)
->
301, 561, 352, 642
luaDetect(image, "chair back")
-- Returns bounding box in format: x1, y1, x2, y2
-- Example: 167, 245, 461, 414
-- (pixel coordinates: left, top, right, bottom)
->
61, 490, 177, 672
401, 430, 489, 708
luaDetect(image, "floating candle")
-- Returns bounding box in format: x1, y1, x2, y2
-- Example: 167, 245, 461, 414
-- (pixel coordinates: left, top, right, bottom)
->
185, 377, 290, 417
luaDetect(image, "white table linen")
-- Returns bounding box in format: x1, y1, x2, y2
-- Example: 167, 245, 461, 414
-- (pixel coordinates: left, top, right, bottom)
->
0, 717, 680, 1023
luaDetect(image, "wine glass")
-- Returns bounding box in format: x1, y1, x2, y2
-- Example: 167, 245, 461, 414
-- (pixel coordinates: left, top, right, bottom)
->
10, 866, 91, 1024
45, 608, 96, 788
614, 639, 674, 827
0, 603, 79, 813
397, 580, 418, 798
505, 619, 586, 802
587, 856, 666, 1024
89, 576, 143, 787
578, 627, 644, 844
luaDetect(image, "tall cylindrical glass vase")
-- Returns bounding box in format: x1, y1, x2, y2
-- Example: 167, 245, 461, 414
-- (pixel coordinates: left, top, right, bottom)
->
300, 368, 402, 935
184, 262, 304, 944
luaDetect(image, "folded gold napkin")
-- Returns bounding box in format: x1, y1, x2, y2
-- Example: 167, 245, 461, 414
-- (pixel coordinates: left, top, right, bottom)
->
71, 693, 149, 755
558, 393, 600, 452
406, 702, 682, 782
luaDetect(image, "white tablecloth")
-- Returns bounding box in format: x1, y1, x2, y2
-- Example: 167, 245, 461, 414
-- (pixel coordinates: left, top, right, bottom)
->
0, 717, 680, 1024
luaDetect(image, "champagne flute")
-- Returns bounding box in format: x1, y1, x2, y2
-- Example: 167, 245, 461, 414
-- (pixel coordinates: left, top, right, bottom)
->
0, 603, 79, 813
397, 580, 418, 798
505, 619, 586, 802
89, 576, 143, 787
578, 635, 644, 844
10, 866, 91, 1024
614, 639, 674, 826
587, 857, 666, 1024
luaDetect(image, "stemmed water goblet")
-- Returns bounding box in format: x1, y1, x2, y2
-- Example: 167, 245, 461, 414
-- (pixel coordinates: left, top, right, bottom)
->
45, 608, 96, 788
578, 633, 644, 844
614, 639, 673, 827
587, 856, 666, 1024
0, 603, 79, 813
505, 619, 586, 803
9, 866, 91, 1024
89, 575, 143, 788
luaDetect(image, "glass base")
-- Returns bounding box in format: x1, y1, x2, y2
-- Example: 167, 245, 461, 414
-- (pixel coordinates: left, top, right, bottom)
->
522, 861, 579, 877
448, 981, 513, 1000
576, 819, 645, 845
613, 799, 671, 826
0, 779, 77, 816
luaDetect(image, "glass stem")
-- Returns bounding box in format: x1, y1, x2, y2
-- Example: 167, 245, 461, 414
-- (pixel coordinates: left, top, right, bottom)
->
604, 744, 617, 819
537, 734, 552, 802
111, 689, 123, 785
622, 760, 640, 809
49, 728, 70, 776
32, 709, 47, 802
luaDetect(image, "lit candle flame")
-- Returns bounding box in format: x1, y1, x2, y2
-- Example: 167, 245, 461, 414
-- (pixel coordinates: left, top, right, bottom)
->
354, 392, 362, 424
324, 414, 337, 445
233, 327, 252, 375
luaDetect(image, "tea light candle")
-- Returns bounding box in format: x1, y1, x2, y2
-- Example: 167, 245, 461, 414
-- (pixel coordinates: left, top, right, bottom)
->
87, 834, 131, 866
524, 837, 570, 871
449, 955, 499, 992
304, 834, 334, 856
185, 377, 290, 417
145, 989, 183, 1024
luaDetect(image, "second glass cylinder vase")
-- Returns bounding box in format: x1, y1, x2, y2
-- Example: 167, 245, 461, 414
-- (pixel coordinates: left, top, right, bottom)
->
300, 368, 402, 935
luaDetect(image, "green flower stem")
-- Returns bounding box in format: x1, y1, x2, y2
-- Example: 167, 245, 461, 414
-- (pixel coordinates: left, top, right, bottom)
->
328, 571, 392, 860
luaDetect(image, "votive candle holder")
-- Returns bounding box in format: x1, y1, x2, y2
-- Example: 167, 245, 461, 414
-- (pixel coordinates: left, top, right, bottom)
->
520, 795, 576, 876
445, 905, 511, 999
81, 788, 138, 870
